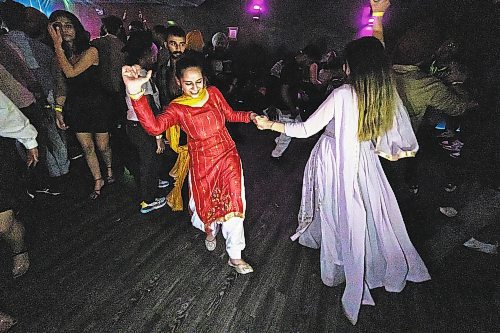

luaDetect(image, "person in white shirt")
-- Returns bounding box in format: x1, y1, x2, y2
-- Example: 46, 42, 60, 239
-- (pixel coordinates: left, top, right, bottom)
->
0, 89, 39, 331
0, 89, 38, 277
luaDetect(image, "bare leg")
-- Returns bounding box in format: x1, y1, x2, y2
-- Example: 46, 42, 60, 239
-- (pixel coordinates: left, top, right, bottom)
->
0, 210, 29, 278
95, 132, 113, 180
76, 133, 104, 197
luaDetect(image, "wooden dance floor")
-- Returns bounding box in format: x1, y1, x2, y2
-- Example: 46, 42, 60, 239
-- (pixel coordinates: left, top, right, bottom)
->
1, 123, 499, 332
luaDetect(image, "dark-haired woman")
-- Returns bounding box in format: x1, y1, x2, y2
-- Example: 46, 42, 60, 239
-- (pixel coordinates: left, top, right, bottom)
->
122, 57, 257, 274
255, 0, 430, 325
48, 10, 114, 199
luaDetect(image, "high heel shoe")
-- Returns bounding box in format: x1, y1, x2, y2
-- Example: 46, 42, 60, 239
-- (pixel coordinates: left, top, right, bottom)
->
0, 312, 17, 331
89, 178, 104, 200
12, 251, 29, 279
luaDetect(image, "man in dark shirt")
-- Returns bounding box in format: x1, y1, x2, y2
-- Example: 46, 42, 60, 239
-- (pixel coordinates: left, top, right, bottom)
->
156, 25, 186, 107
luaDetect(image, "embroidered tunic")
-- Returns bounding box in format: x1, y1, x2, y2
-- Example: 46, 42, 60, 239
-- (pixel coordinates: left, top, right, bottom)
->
131, 86, 251, 230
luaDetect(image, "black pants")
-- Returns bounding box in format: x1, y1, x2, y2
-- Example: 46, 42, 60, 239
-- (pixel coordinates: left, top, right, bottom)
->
20, 103, 50, 190
0, 138, 17, 212
126, 122, 160, 203
106, 91, 140, 179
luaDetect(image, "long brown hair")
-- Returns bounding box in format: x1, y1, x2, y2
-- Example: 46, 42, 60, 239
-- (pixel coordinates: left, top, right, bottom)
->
345, 37, 395, 141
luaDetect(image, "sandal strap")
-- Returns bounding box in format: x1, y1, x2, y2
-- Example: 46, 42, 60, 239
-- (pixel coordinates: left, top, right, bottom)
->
12, 250, 28, 258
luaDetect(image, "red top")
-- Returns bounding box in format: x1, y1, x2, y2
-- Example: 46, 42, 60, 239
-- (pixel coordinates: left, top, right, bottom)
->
131, 86, 252, 231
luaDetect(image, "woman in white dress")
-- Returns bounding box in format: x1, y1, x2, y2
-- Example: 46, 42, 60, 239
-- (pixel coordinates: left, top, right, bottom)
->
255, 1, 430, 324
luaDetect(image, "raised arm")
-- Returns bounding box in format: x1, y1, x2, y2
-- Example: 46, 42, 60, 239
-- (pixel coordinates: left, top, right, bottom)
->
123, 65, 179, 135
371, 0, 391, 45
48, 24, 98, 78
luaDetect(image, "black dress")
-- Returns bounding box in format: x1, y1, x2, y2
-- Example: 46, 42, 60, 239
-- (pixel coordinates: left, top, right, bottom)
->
65, 65, 111, 133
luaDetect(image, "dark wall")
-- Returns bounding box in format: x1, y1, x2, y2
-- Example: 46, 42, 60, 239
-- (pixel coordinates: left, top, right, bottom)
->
68, 0, 498, 64
73, 0, 375, 53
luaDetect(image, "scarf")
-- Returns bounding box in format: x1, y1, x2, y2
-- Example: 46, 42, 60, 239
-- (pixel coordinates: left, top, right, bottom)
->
171, 88, 208, 106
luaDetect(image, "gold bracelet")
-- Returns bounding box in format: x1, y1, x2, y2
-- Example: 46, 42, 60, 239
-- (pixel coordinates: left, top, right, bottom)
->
372, 11, 385, 17
128, 89, 145, 100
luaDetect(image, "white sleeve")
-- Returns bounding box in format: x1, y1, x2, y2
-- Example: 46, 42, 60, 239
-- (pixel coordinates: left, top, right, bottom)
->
0, 90, 38, 149
284, 86, 340, 138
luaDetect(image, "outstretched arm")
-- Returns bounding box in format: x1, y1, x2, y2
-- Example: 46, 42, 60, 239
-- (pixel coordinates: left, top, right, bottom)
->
212, 87, 258, 123
255, 88, 338, 138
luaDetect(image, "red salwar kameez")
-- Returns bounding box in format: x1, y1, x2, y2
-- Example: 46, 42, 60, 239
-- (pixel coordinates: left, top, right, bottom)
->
131, 86, 252, 235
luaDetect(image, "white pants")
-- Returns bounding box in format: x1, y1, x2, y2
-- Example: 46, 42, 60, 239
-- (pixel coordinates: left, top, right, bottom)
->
189, 173, 246, 259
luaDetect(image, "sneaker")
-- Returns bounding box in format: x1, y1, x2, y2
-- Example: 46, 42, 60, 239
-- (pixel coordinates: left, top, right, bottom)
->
158, 179, 170, 189
140, 197, 167, 214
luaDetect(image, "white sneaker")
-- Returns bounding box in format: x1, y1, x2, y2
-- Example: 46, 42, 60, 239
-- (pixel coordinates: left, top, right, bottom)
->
140, 197, 167, 214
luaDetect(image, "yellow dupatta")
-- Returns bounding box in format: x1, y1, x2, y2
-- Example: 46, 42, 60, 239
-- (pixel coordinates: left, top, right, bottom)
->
164, 88, 208, 211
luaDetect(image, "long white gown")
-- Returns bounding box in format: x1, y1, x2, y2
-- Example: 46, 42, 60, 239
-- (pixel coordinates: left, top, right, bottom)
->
287, 84, 431, 325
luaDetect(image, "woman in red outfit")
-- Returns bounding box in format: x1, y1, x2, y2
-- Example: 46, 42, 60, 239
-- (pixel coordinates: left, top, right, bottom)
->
122, 56, 257, 274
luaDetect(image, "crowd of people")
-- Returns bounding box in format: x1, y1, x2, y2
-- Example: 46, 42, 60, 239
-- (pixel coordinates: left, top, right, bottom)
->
0, 0, 498, 329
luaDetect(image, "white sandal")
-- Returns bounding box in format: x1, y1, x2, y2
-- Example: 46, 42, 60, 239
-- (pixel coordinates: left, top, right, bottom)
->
205, 237, 216, 251
228, 259, 254, 274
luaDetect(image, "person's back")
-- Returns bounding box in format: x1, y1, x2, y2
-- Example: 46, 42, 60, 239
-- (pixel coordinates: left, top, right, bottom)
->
255, 33, 430, 325
92, 34, 125, 94
391, 22, 477, 132
392, 65, 472, 130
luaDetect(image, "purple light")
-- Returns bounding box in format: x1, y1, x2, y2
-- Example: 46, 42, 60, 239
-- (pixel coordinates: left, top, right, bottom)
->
247, 1, 267, 15
358, 6, 372, 26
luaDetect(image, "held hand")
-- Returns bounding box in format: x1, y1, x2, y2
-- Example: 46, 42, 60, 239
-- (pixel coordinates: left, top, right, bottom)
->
249, 112, 258, 123
371, 0, 390, 13
122, 65, 152, 95
255, 115, 273, 130
26, 148, 39, 168
55, 112, 68, 130
47, 23, 63, 47
156, 138, 166, 154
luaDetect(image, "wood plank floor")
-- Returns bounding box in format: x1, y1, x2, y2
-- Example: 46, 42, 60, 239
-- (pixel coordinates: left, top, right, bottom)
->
1, 122, 499, 332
